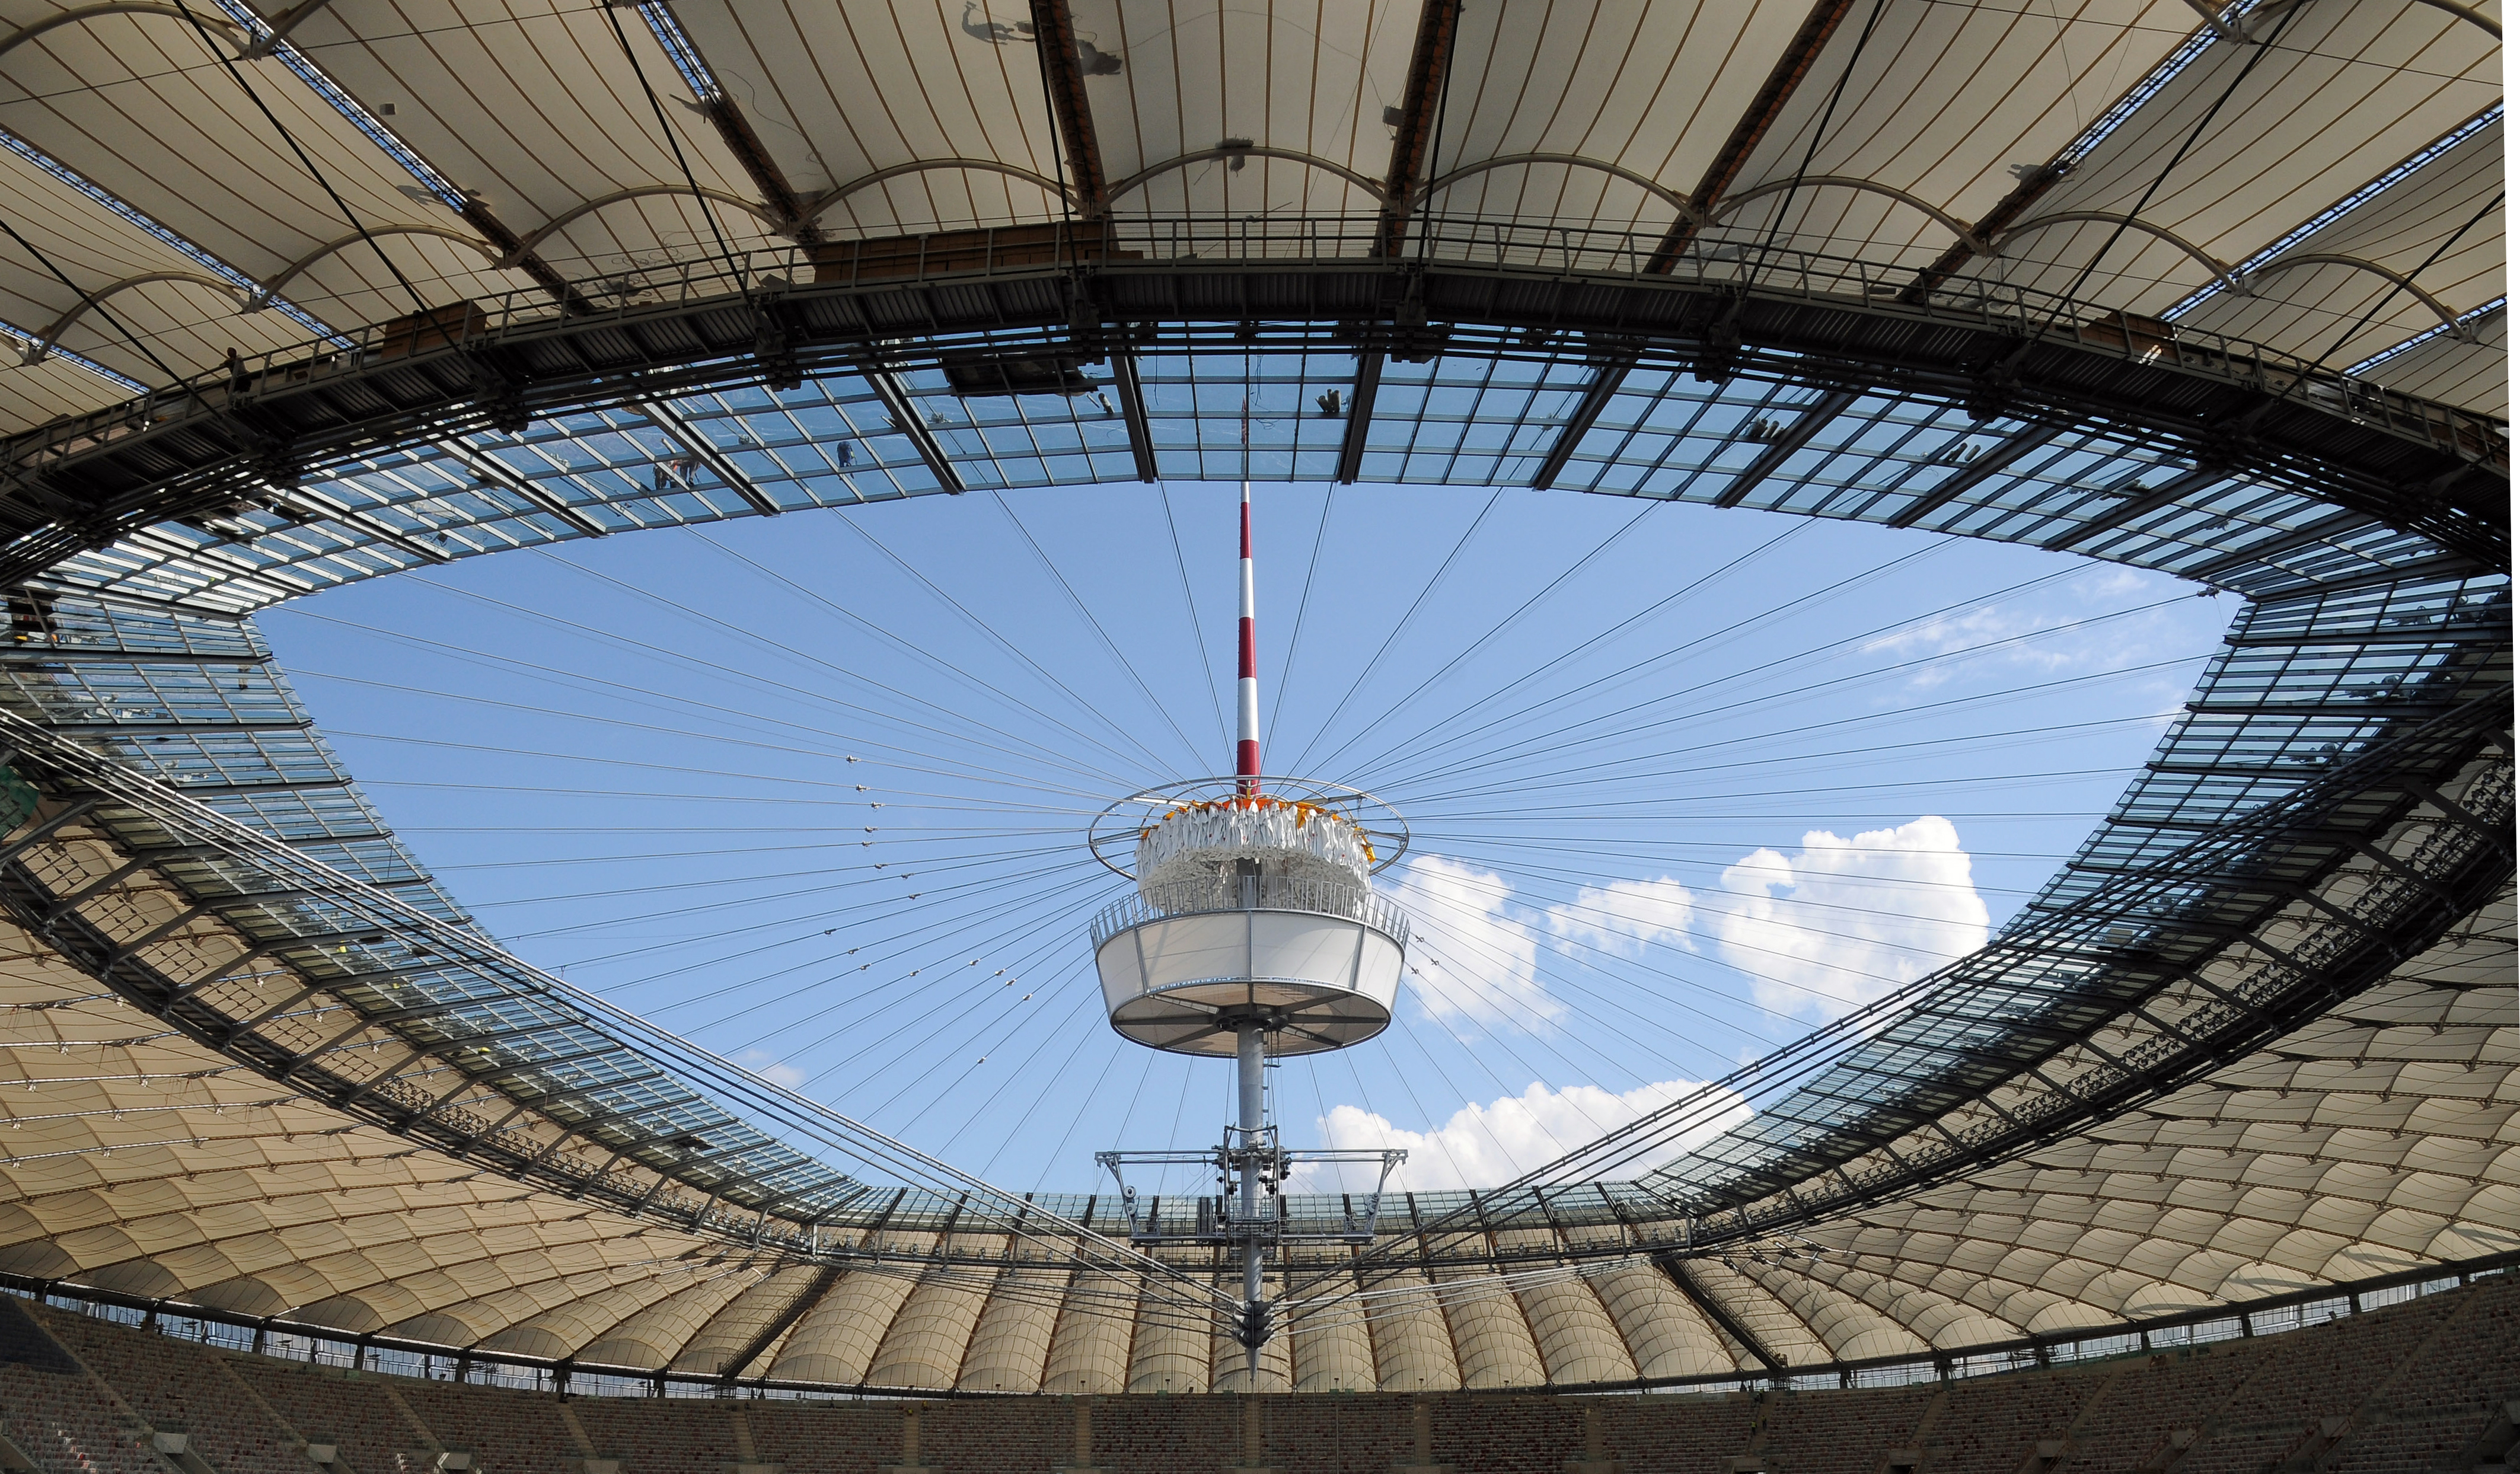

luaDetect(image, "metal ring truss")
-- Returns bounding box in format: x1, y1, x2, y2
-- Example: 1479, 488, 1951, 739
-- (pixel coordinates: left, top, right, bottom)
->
1084, 774, 1412, 878
0, 217, 2505, 589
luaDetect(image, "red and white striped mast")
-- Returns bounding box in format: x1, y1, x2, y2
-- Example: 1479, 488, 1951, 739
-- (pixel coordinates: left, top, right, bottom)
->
1236, 478, 1261, 798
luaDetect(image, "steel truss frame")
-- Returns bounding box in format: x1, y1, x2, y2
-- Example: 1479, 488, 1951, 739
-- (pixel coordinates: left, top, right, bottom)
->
0, 218, 2504, 589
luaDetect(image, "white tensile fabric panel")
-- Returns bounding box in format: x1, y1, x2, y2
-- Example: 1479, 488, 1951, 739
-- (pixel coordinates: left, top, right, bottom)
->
1039, 1268, 1136, 1393
576, 1272, 760, 1369
669, 1262, 824, 1374
1127, 1267, 1211, 1392
866, 1246, 1000, 1389
1985, 0, 2499, 312
1592, 1264, 1737, 1378
1430, 0, 1816, 233
1436, 1268, 1548, 1389
0, 7, 468, 287
1072, 0, 1409, 219
1516, 1270, 1641, 1386
2179, 116, 2503, 371
765, 1258, 926, 1384
1289, 1301, 1377, 1390
1363, 1267, 1465, 1390
956, 1264, 1071, 1392
275, 0, 757, 230
659, 0, 1063, 237
1716, 0, 2206, 264
2359, 308, 2506, 413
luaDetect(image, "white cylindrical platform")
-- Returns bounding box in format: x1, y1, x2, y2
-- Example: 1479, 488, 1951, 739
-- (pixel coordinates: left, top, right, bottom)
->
1089, 797, 1408, 1056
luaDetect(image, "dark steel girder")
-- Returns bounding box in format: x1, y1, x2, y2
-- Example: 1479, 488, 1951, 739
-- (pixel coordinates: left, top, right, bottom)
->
1649, 0, 1860, 271
1334, 347, 1385, 484
1028, 0, 1108, 212
1655, 1254, 1784, 1370
1714, 388, 1862, 506
1376, 0, 1465, 256
1106, 344, 1158, 481
1883, 420, 2065, 528
1528, 355, 1630, 489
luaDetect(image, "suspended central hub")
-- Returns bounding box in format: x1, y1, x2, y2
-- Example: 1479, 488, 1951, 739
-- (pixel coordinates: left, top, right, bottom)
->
1089, 783, 1410, 1057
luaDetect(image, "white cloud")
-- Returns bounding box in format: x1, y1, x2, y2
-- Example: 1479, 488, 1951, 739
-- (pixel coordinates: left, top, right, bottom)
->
1546, 876, 1696, 956
736, 1049, 805, 1089
1304, 1076, 1750, 1192
1703, 815, 1989, 1020
1385, 854, 1560, 1023
1862, 604, 2087, 687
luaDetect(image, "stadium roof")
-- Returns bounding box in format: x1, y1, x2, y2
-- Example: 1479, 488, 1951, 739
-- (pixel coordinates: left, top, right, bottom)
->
0, 0, 2508, 1396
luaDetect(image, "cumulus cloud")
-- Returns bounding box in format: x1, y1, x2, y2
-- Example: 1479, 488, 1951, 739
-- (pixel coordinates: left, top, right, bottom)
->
1385, 854, 1560, 1023
1546, 876, 1696, 956
1862, 604, 2088, 687
1703, 815, 1989, 1020
1304, 1076, 1751, 1192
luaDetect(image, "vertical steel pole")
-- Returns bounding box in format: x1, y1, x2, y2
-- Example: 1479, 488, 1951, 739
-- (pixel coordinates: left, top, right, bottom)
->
1237, 1019, 1265, 1384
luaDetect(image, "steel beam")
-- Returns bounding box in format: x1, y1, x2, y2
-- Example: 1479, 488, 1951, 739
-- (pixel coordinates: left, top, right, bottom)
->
0, 796, 99, 867
1375, 0, 1464, 256
267, 486, 455, 566
720, 1261, 847, 1378
2040, 464, 2229, 550
1028, 0, 1108, 212
1648, 0, 1859, 272
429, 436, 610, 537
851, 353, 966, 494
1656, 1255, 1783, 1370
1714, 389, 1859, 506
2182, 509, 2377, 583
32, 719, 312, 737
1529, 359, 1628, 489
1335, 351, 1385, 484
632, 398, 781, 515
1884, 420, 2061, 528
1107, 346, 1158, 481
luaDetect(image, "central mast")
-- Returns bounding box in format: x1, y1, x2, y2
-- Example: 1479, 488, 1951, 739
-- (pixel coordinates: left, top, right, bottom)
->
1237, 481, 1261, 796
1088, 480, 1410, 1390
1231, 478, 1266, 1380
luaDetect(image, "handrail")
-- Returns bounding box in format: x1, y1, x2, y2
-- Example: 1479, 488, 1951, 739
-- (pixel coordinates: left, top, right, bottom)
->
1090, 874, 1410, 950
2, 212, 2504, 492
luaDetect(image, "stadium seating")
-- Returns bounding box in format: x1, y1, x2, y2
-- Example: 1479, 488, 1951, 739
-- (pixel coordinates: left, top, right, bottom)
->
227, 1355, 442, 1474
0, 1278, 2511, 1474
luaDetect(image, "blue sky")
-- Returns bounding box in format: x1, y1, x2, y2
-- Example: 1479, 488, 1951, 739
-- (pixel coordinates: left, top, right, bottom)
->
259, 482, 2239, 1197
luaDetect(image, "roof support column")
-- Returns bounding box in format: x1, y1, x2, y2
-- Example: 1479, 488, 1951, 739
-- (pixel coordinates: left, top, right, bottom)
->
1375, 0, 1463, 257
852, 353, 966, 494
1330, 0, 1463, 484
1655, 1255, 1783, 1371
1028, 0, 1109, 215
